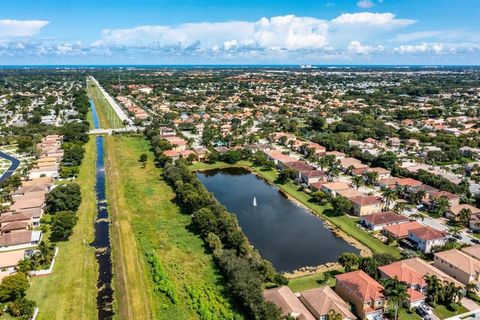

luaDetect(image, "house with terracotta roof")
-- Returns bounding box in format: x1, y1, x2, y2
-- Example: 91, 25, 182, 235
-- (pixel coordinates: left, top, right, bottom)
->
326, 151, 346, 160
335, 270, 385, 320
321, 182, 351, 197
382, 221, 424, 239
336, 188, 364, 199
299, 286, 356, 320
300, 170, 327, 185
360, 211, 409, 231
263, 286, 315, 320
448, 204, 480, 219
408, 226, 448, 253
363, 167, 390, 180
349, 196, 383, 216
395, 178, 423, 193
433, 249, 480, 285
379, 257, 463, 307
339, 158, 368, 171
428, 191, 460, 211
387, 137, 401, 148
379, 261, 426, 308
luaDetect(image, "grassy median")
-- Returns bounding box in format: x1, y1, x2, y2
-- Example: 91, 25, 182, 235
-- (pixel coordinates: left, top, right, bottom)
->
87, 79, 124, 129
105, 136, 242, 319
27, 135, 98, 320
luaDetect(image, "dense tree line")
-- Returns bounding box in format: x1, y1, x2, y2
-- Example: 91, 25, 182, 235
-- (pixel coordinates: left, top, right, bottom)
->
162, 161, 283, 319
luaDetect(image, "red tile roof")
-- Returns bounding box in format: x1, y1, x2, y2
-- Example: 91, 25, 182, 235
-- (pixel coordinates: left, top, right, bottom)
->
336, 270, 385, 302
361, 211, 409, 226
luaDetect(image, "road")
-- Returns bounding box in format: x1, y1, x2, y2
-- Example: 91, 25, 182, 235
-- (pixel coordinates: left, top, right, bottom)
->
88, 76, 134, 126
0, 150, 20, 182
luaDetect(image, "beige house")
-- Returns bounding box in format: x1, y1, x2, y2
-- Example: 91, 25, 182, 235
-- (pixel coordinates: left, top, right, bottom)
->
433, 249, 480, 285
264, 286, 315, 320
349, 196, 383, 216
335, 270, 385, 320
299, 286, 356, 320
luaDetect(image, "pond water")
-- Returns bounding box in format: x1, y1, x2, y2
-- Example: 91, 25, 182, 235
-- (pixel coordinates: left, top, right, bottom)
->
89, 99, 114, 319
197, 168, 359, 272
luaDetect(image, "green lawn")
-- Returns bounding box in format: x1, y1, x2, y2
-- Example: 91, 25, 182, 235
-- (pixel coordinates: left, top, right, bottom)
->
191, 161, 400, 259
398, 308, 422, 320
87, 79, 124, 129
26, 134, 98, 320
433, 304, 468, 319
287, 268, 342, 292
106, 136, 243, 320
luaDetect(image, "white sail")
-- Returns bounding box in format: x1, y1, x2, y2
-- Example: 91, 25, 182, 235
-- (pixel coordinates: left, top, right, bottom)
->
253, 197, 257, 207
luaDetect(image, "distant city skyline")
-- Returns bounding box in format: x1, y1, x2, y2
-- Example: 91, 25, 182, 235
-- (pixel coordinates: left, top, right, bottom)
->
1, 0, 479, 65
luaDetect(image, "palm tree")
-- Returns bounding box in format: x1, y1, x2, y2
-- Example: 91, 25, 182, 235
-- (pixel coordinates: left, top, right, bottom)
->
327, 309, 342, 320
365, 171, 379, 185
352, 175, 364, 190
383, 277, 409, 320
411, 190, 426, 205
459, 208, 472, 227
393, 202, 407, 214
382, 188, 398, 210
328, 166, 340, 182
466, 282, 478, 298
423, 275, 444, 306
432, 196, 451, 218
345, 165, 355, 176
409, 213, 425, 222
443, 281, 464, 304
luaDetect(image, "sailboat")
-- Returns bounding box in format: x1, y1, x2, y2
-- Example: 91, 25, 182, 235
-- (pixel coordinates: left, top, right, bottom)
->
253, 197, 257, 207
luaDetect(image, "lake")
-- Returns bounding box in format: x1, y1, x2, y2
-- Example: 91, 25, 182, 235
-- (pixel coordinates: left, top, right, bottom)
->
197, 167, 359, 272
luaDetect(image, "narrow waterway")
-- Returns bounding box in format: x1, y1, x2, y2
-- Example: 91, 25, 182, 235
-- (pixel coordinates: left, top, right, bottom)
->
89, 99, 114, 319
197, 168, 359, 272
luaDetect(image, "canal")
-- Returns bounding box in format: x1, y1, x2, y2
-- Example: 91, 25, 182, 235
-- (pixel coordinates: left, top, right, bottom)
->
89, 99, 114, 319
197, 168, 359, 272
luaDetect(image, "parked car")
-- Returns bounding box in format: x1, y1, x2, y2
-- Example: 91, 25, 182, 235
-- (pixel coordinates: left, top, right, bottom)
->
452, 234, 463, 240
472, 238, 480, 244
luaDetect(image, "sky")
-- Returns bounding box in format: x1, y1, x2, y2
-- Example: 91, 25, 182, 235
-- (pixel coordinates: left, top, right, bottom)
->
0, 0, 479, 65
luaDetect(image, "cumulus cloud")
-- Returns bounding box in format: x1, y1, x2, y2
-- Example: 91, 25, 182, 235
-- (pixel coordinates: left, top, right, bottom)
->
357, 0, 374, 9
394, 42, 445, 54
347, 40, 381, 54
331, 12, 415, 28
0, 19, 49, 38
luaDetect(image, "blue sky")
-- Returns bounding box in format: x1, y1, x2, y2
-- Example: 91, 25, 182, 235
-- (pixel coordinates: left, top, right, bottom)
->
0, 0, 479, 64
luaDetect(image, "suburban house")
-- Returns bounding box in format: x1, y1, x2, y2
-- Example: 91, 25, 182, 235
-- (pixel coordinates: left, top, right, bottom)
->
379, 257, 463, 307
360, 211, 409, 231
428, 191, 460, 209
0, 230, 42, 251
339, 158, 368, 171
433, 249, 480, 285
336, 188, 364, 199
363, 167, 390, 180
382, 221, 424, 239
0, 249, 27, 280
335, 270, 386, 320
299, 286, 357, 320
378, 261, 426, 308
263, 286, 315, 320
349, 196, 383, 216
448, 204, 480, 219
263, 149, 297, 168
395, 178, 423, 193
408, 226, 448, 253
326, 151, 346, 160
321, 182, 351, 197
387, 137, 401, 148
300, 170, 328, 185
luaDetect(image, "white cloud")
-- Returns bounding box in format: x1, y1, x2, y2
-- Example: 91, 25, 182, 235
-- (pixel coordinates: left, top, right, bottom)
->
0, 19, 49, 38
394, 42, 445, 54
357, 0, 374, 9
332, 12, 415, 28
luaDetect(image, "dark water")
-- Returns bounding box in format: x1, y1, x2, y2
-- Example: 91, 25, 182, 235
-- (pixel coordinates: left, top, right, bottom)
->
197, 168, 359, 272
89, 100, 114, 319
